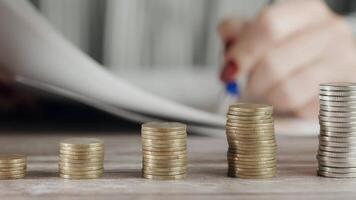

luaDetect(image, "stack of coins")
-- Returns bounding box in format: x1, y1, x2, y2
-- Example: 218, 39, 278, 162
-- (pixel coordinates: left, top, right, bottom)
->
59, 138, 104, 179
0, 154, 26, 179
317, 82, 356, 178
225, 103, 277, 179
141, 122, 187, 180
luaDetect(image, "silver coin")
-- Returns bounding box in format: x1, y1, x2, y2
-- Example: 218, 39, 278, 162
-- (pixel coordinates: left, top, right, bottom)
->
320, 127, 356, 133
318, 150, 356, 158
320, 130, 356, 137
319, 135, 356, 142
319, 90, 356, 97
320, 121, 356, 128
320, 105, 356, 112
319, 95, 356, 102
317, 170, 356, 178
320, 83, 356, 91
317, 155, 356, 163
319, 116, 356, 123
319, 145, 356, 153
319, 100, 356, 107
319, 110, 356, 118
319, 141, 356, 148
318, 166, 356, 173
319, 161, 356, 168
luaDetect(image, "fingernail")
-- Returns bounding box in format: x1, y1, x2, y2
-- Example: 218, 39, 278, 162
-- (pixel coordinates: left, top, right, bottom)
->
220, 60, 239, 83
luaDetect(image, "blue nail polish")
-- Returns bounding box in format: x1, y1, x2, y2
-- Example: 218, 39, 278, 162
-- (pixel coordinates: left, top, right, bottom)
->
226, 81, 240, 97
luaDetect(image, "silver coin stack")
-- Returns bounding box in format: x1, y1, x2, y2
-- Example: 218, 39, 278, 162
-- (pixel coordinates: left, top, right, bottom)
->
317, 82, 356, 178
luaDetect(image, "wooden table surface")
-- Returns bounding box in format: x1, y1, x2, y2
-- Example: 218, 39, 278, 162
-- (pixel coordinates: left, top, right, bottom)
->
0, 131, 355, 200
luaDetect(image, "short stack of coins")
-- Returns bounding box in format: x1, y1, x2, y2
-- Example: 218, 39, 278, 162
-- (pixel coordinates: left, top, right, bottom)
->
0, 154, 26, 179
225, 103, 277, 178
317, 82, 356, 178
59, 138, 104, 179
141, 122, 187, 180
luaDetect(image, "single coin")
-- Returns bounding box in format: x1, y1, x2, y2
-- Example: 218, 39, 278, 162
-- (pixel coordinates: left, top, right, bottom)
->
59, 157, 103, 164
226, 123, 274, 129
0, 170, 26, 176
0, 162, 26, 168
142, 173, 186, 180
229, 173, 275, 179
60, 138, 104, 148
318, 160, 356, 168
228, 103, 273, 112
320, 130, 356, 137
143, 166, 186, 172
0, 173, 26, 179
142, 150, 186, 156
319, 166, 356, 173
142, 160, 188, 167
317, 155, 356, 163
319, 145, 356, 153
142, 171, 186, 176
227, 153, 275, 159
58, 162, 103, 168
60, 146, 104, 152
59, 165, 103, 171
319, 141, 356, 148
320, 105, 356, 112
319, 111, 356, 118
228, 170, 276, 176
59, 154, 104, 160
141, 131, 187, 138
319, 90, 356, 96
143, 154, 187, 160
226, 134, 275, 141
59, 169, 103, 176
0, 166, 26, 172
319, 135, 356, 142
142, 122, 186, 131
319, 100, 356, 107
226, 118, 273, 124
142, 146, 187, 152
320, 121, 356, 128
141, 134, 187, 140
319, 95, 356, 102
319, 115, 356, 123
320, 82, 356, 91
317, 170, 356, 178
320, 126, 356, 132
59, 150, 104, 156
141, 138, 186, 144
227, 111, 272, 117
59, 173, 102, 179
227, 114, 272, 121
318, 150, 356, 157
0, 154, 26, 164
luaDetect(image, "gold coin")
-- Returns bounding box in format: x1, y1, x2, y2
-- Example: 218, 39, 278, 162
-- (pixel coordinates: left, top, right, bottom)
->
226, 122, 274, 128
59, 173, 102, 179
143, 158, 187, 164
143, 162, 186, 168
228, 169, 276, 175
59, 157, 103, 163
59, 153, 104, 159
227, 114, 272, 121
0, 173, 26, 179
58, 161, 103, 168
141, 140, 186, 146
143, 154, 187, 159
141, 135, 187, 140
0, 166, 26, 172
142, 150, 186, 156
59, 150, 104, 156
142, 122, 187, 131
0, 162, 26, 168
228, 172, 275, 179
228, 103, 273, 112
142, 173, 186, 180
0, 170, 26, 176
142, 166, 187, 173
60, 138, 104, 148
142, 170, 186, 176
60, 146, 104, 152
227, 118, 274, 123
59, 164, 103, 171
142, 147, 187, 152
0, 154, 26, 164
59, 169, 103, 176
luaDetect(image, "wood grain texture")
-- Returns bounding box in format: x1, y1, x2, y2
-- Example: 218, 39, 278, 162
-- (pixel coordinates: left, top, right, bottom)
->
0, 132, 354, 200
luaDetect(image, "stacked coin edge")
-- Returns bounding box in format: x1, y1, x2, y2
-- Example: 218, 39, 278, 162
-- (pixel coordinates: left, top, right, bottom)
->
59, 138, 104, 179
0, 154, 26, 179
317, 82, 356, 178
225, 103, 277, 179
141, 122, 187, 180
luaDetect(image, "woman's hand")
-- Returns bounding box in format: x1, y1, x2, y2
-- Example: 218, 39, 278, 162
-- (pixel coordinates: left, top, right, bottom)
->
219, 0, 356, 118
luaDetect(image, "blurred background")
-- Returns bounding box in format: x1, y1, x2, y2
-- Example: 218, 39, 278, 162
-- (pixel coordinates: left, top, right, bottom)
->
1, 0, 355, 132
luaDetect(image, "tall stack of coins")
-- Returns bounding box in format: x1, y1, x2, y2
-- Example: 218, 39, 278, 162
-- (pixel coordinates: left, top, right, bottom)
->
225, 103, 277, 178
0, 154, 26, 179
59, 138, 104, 179
317, 82, 356, 178
141, 122, 187, 180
